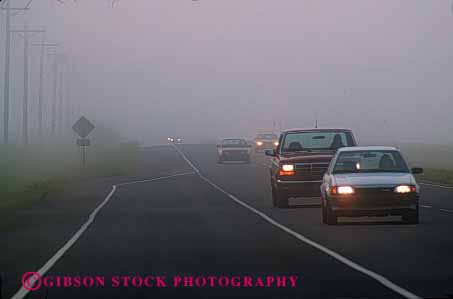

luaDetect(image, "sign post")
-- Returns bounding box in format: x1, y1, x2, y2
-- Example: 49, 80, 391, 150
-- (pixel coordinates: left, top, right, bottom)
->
72, 116, 95, 167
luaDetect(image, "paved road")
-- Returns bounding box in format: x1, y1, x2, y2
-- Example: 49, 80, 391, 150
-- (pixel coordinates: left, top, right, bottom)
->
2, 145, 453, 299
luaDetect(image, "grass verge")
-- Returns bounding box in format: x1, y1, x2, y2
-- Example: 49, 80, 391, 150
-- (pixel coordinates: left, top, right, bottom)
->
0, 141, 139, 227
416, 168, 453, 187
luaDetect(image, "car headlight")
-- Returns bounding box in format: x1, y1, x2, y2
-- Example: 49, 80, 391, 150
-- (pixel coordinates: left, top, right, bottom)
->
331, 186, 355, 195
282, 164, 294, 172
274, 141, 279, 146
256, 141, 263, 146
395, 185, 416, 194
279, 164, 295, 176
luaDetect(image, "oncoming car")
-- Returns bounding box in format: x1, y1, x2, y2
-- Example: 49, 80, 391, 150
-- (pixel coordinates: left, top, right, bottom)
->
167, 137, 182, 144
217, 138, 252, 164
266, 128, 357, 208
320, 146, 423, 225
254, 133, 279, 152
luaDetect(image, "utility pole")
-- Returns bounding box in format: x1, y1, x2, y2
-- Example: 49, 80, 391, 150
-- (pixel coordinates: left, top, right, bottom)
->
11, 22, 44, 145
51, 54, 58, 136
2, 1, 29, 144
32, 38, 58, 137
48, 52, 65, 137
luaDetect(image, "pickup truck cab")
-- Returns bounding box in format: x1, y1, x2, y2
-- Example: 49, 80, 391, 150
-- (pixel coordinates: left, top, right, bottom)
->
265, 128, 357, 208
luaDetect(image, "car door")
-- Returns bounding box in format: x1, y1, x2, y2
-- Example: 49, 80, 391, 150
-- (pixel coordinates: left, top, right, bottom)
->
321, 153, 338, 198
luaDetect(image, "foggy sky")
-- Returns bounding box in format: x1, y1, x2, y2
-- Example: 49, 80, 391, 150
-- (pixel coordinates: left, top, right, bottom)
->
1, 0, 453, 145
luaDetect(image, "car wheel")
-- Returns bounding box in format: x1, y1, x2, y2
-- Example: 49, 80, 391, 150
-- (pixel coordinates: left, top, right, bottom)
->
325, 202, 337, 225
402, 207, 419, 224
275, 187, 289, 209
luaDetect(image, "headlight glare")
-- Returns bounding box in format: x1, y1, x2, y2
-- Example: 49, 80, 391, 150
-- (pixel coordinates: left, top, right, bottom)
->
282, 164, 294, 172
395, 185, 415, 193
337, 186, 355, 195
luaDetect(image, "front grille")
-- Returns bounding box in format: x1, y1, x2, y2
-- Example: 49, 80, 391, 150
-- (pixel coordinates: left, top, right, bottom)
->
224, 150, 247, 155
354, 187, 395, 196
294, 162, 329, 180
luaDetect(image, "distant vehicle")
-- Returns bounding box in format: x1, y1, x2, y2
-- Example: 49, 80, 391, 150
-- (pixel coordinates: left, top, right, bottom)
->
266, 128, 357, 208
167, 137, 182, 144
254, 133, 279, 152
217, 138, 252, 164
320, 146, 422, 225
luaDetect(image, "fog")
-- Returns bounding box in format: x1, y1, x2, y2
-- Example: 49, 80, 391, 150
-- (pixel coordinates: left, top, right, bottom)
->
1, 0, 453, 145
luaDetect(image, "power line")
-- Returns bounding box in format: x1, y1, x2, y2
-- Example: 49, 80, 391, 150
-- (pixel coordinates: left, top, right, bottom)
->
1, 1, 29, 144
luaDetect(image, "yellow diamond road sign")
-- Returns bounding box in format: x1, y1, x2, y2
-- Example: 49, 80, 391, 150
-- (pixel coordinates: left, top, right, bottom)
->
72, 116, 95, 138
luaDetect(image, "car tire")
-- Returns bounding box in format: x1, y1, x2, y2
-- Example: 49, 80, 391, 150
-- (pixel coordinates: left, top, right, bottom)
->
402, 207, 419, 224
325, 202, 337, 225
274, 187, 289, 209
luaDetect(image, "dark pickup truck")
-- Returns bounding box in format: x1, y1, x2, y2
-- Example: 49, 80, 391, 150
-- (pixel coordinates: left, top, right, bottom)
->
265, 128, 357, 208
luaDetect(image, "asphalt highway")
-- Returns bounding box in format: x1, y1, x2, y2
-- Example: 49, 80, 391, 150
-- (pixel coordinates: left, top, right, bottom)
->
2, 144, 453, 299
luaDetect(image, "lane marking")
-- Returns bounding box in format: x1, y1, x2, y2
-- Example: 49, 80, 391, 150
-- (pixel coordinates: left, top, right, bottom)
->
116, 172, 195, 186
173, 145, 422, 299
10, 171, 194, 299
420, 182, 453, 190
439, 208, 453, 213
420, 205, 432, 209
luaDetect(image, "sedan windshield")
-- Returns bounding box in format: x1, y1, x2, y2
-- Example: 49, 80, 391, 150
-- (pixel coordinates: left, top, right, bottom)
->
222, 139, 247, 147
282, 131, 354, 152
257, 134, 278, 140
333, 150, 410, 174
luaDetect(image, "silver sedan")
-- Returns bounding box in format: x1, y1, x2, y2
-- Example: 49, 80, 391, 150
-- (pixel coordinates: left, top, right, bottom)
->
320, 146, 423, 225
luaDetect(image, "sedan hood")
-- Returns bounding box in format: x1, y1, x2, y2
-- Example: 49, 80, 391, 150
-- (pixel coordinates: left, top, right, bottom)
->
333, 173, 416, 187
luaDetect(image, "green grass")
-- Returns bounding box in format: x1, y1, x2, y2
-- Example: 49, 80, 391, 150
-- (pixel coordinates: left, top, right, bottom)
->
0, 141, 139, 225
396, 143, 453, 169
416, 168, 453, 187
393, 143, 453, 186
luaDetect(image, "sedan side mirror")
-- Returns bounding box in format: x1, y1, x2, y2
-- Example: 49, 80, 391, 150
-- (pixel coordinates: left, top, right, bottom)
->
265, 149, 277, 157
411, 167, 424, 174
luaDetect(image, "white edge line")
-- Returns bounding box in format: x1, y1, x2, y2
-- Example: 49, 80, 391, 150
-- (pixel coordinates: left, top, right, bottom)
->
420, 182, 453, 190
10, 171, 195, 299
439, 209, 453, 213
116, 172, 195, 186
420, 205, 432, 209
173, 145, 422, 299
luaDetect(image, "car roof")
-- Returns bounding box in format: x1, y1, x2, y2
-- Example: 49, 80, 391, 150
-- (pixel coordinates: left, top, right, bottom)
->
282, 128, 353, 133
337, 146, 399, 152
